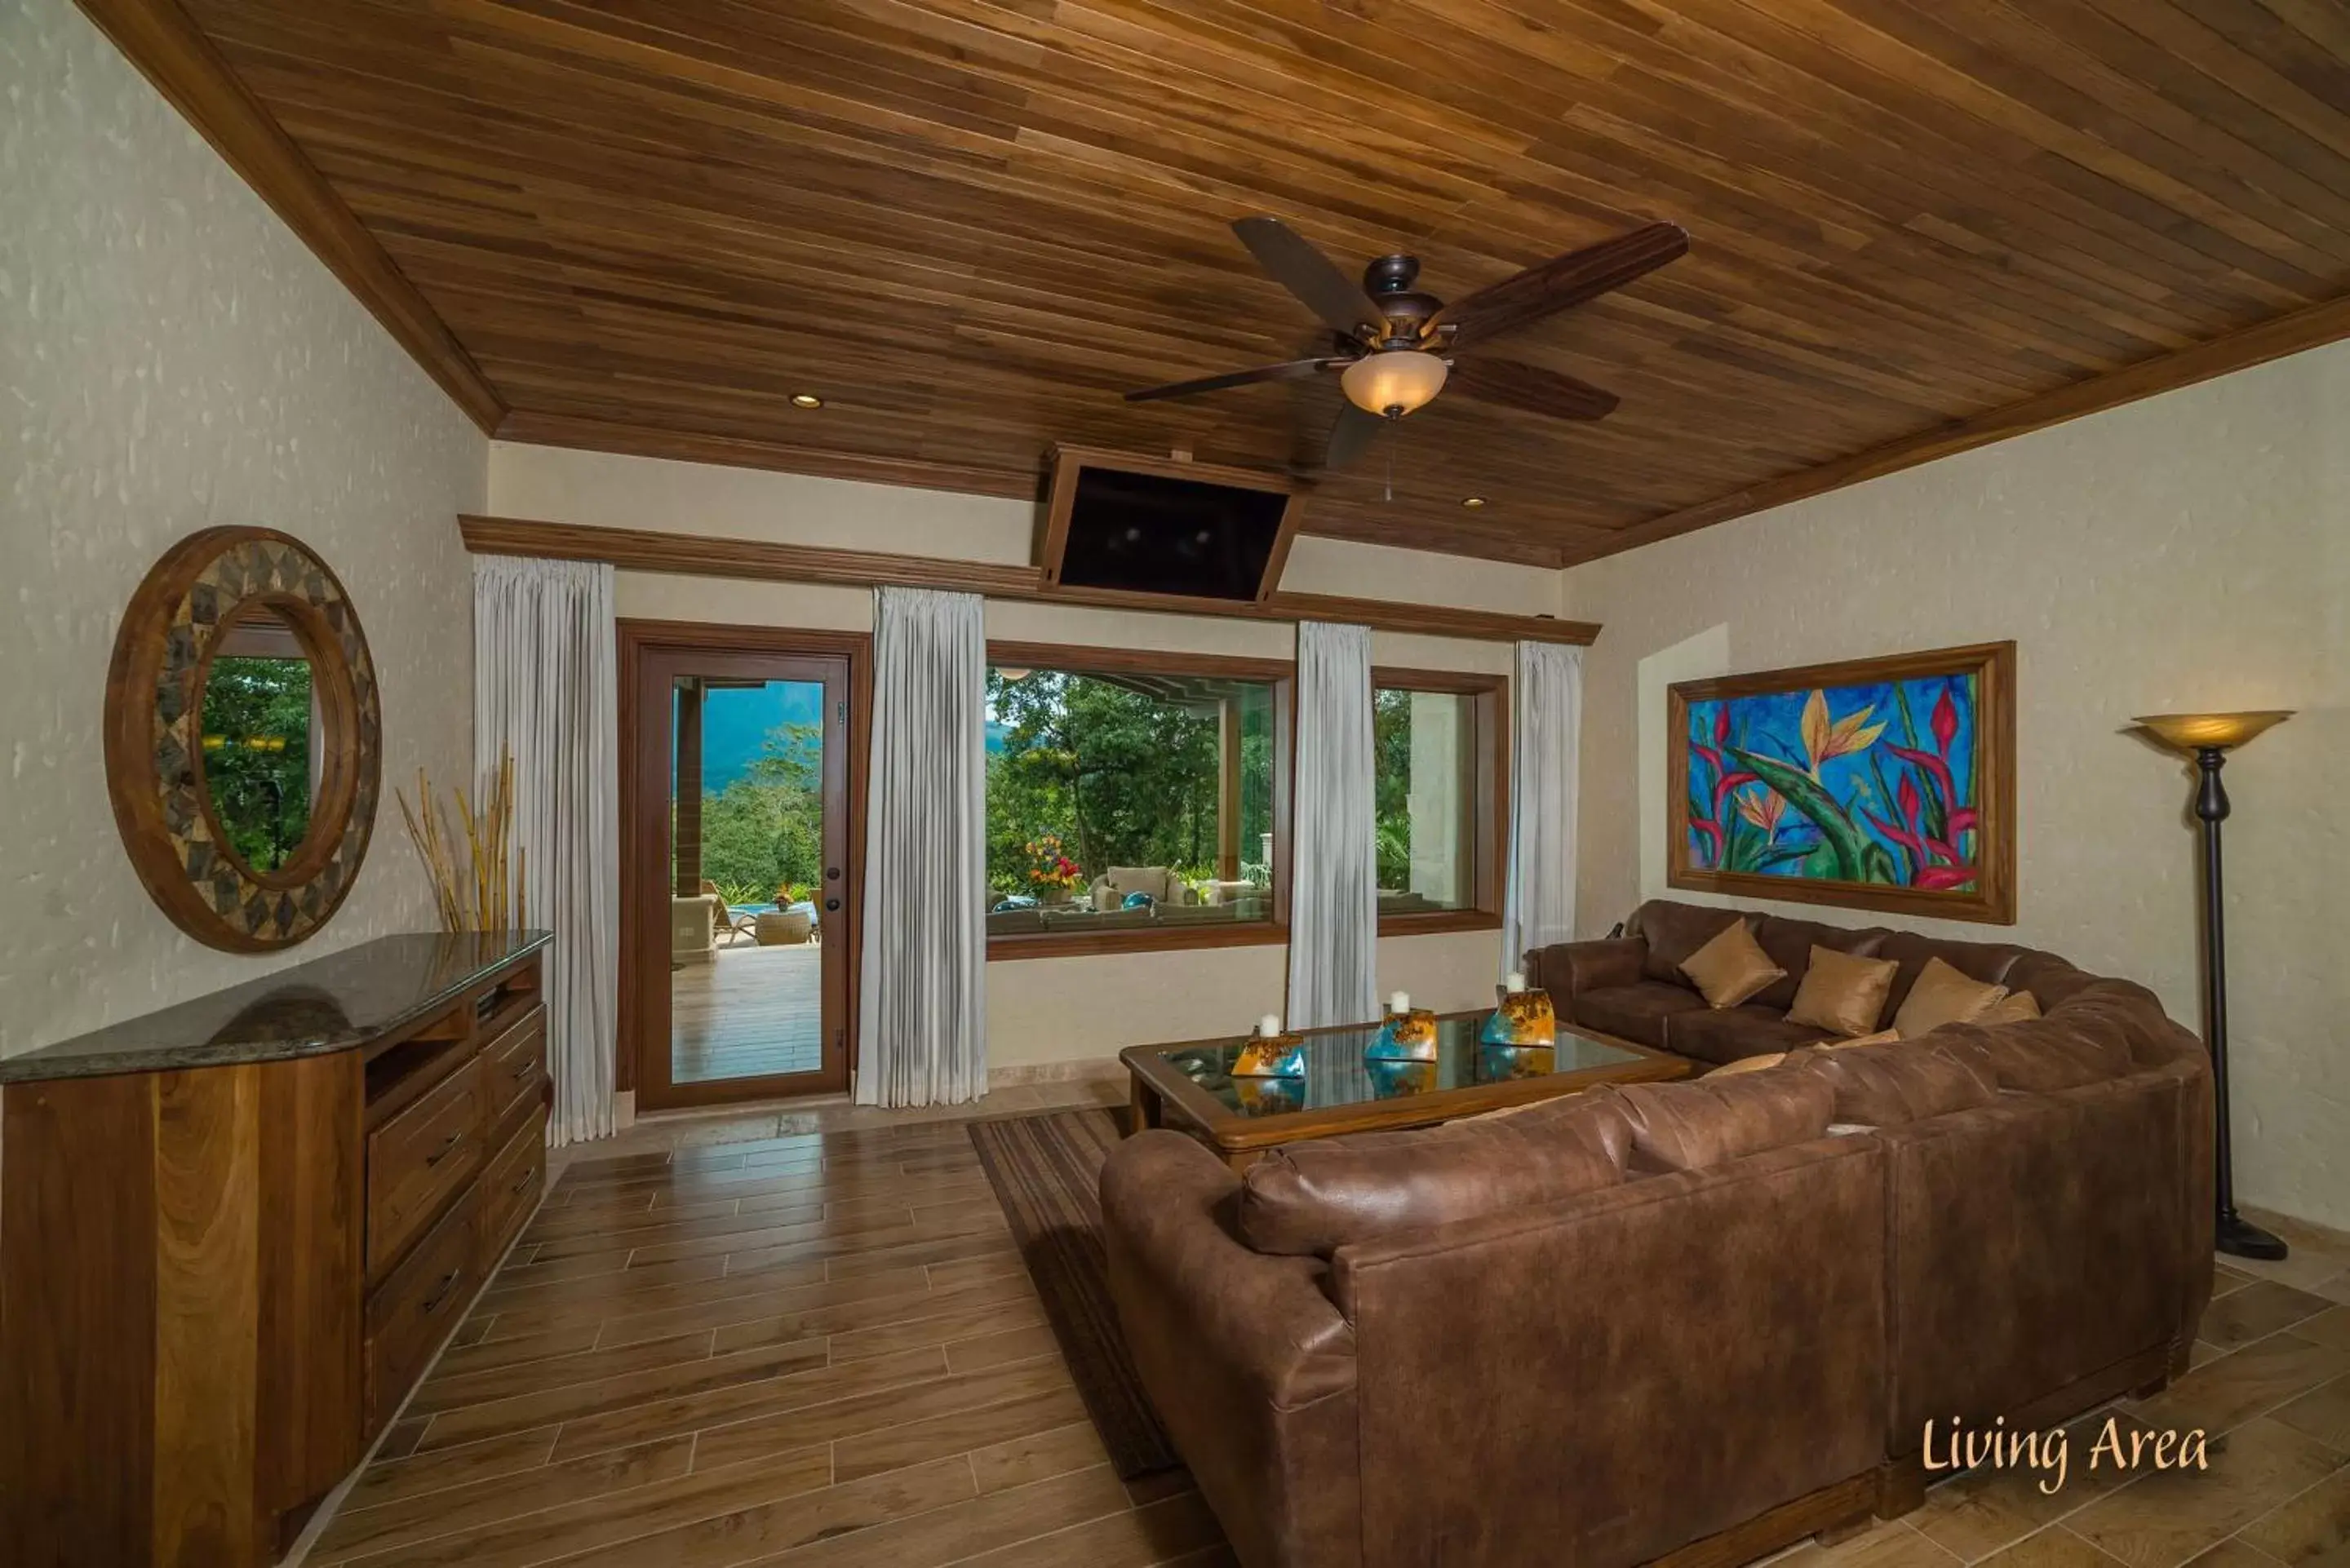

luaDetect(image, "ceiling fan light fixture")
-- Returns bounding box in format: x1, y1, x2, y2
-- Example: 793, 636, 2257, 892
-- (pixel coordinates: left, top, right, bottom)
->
1341, 349, 1448, 418
1460, 496, 1487, 509
789, 392, 823, 409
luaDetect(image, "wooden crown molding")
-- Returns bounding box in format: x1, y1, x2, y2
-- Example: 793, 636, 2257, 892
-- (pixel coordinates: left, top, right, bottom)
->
457, 515, 1601, 646
73, 0, 505, 432
1605, 290, 2350, 559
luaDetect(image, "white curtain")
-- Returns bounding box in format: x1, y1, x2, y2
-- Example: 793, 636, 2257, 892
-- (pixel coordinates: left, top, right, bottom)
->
473, 556, 619, 1146
1503, 640, 1584, 977
857, 587, 988, 1106
1287, 622, 1378, 1030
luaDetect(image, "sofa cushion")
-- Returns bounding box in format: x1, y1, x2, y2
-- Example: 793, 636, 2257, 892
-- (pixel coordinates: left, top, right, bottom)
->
1750, 915, 1888, 1010
1893, 955, 2011, 1036
1634, 900, 1745, 985
1666, 1004, 1820, 1065
1615, 1068, 1836, 1171
1236, 1091, 1634, 1258
1787, 946, 1900, 1038
1679, 919, 1787, 1008
1796, 1041, 1998, 1126
1572, 981, 1707, 1048
1931, 1012, 2136, 1092
1998, 951, 2101, 1012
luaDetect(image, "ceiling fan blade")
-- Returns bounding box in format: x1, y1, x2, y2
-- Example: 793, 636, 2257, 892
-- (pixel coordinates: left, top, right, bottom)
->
1447, 356, 1621, 421
1323, 401, 1386, 470
1439, 222, 1688, 349
1124, 357, 1346, 403
1233, 216, 1386, 338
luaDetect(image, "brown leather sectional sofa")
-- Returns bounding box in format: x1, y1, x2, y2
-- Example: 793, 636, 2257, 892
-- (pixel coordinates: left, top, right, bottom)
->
1098, 900, 2215, 1568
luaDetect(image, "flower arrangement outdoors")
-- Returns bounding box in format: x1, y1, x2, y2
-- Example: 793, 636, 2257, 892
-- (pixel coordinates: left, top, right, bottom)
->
1022, 835, 1086, 901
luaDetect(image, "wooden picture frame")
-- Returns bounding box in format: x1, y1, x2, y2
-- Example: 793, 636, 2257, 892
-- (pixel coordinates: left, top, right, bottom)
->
1667, 641, 2015, 924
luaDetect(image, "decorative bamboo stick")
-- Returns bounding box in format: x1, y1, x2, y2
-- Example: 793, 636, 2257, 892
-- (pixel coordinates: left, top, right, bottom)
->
397, 743, 527, 933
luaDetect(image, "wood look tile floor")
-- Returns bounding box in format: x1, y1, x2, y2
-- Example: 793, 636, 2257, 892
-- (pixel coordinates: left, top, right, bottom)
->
310, 1086, 1228, 1568
1772, 1210, 2350, 1568
314, 1082, 2349, 1568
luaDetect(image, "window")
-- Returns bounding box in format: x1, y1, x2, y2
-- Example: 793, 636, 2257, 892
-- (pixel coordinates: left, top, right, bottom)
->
1372, 671, 1505, 928
985, 645, 1288, 951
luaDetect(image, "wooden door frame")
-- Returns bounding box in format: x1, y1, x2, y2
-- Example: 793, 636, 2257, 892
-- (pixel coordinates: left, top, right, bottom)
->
618, 619, 871, 1110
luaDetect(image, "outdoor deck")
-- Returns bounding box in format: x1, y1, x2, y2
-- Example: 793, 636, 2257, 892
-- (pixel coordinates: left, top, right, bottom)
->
674, 941, 824, 1083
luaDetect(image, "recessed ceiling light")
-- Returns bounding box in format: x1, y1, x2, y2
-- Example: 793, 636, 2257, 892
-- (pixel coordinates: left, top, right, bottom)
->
1460, 495, 1488, 509
790, 392, 823, 409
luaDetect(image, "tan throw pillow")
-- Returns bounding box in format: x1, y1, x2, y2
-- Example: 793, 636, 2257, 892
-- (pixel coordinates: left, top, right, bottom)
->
1709, 1052, 1788, 1078
1981, 990, 2042, 1025
1785, 946, 1900, 1038
1817, 1028, 1901, 1048
1678, 920, 1786, 1009
1893, 956, 2010, 1037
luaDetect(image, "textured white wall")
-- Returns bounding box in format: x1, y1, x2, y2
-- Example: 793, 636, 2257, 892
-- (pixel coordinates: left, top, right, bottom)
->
1562, 341, 2349, 1229
489, 443, 1530, 1064
0, 0, 487, 1055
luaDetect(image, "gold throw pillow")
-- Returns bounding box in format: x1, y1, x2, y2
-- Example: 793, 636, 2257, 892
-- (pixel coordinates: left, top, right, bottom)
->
1709, 1052, 1788, 1077
1678, 920, 1786, 1009
1981, 990, 2042, 1025
1807, 1028, 1901, 1049
1893, 956, 2011, 1037
1785, 946, 1900, 1038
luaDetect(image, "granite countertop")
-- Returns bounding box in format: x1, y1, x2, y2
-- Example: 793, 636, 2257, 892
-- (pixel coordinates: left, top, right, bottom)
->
0, 930, 553, 1085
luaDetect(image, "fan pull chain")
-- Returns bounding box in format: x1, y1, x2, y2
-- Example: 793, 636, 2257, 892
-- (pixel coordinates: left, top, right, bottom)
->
1384, 441, 1394, 503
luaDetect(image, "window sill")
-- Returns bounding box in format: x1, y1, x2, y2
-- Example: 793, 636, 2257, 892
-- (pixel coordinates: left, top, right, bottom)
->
1377, 910, 1503, 939
987, 922, 1289, 962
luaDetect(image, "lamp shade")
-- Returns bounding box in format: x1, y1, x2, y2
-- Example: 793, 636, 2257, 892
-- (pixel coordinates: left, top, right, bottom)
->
2134, 711, 2294, 752
1340, 350, 1448, 417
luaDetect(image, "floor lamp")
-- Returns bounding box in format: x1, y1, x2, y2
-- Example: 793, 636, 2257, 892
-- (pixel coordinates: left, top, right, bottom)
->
2135, 710, 2295, 1261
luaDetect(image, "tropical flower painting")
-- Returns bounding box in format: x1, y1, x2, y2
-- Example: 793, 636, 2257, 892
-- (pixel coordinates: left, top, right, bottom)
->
1669, 644, 2015, 924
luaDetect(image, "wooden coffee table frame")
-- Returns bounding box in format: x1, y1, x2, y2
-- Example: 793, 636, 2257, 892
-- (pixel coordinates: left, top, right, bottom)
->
1120, 1011, 1692, 1172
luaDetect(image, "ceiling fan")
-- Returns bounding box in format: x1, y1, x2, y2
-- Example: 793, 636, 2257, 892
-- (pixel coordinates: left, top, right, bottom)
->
1125, 216, 1689, 471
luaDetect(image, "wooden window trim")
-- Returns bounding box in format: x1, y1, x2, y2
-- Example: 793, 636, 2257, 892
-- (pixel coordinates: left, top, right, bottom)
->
983, 642, 1294, 961
1371, 667, 1510, 939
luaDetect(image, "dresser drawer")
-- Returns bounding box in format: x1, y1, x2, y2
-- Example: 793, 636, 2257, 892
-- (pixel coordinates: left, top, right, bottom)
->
364, 1185, 478, 1436
366, 1057, 486, 1279
479, 1105, 548, 1273
484, 1004, 546, 1138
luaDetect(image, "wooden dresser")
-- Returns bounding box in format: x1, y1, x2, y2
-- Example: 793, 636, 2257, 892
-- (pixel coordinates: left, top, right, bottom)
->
0, 931, 552, 1568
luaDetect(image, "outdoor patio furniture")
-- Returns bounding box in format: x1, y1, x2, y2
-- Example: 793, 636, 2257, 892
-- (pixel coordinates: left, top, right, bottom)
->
756, 908, 814, 946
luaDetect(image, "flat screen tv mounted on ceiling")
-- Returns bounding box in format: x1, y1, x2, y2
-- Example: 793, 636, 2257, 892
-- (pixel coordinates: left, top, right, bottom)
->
1036, 446, 1302, 605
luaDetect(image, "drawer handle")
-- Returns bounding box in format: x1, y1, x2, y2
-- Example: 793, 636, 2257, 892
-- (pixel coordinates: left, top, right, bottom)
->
422, 1269, 463, 1315
511, 1170, 534, 1197
424, 1132, 463, 1167
510, 1060, 533, 1083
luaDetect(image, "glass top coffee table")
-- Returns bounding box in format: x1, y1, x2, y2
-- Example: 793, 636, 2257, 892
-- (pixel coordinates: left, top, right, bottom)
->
1119, 1011, 1691, 1171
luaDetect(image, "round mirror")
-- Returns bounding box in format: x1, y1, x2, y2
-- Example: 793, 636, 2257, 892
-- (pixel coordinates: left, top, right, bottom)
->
106, 528, 381, 951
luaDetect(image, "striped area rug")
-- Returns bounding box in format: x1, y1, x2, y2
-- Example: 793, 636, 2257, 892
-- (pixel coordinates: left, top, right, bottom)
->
967, 1108, 1179, 1478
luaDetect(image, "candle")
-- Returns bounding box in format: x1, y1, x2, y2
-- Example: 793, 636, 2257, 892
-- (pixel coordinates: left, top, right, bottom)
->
1505, 971, 1526, 993
1390, 991, 1411, 1014
1258, 1013, 1282, 1039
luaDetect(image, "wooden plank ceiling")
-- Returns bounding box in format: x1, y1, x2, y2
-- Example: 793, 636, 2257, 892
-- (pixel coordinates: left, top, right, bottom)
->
168, 0, 2350, 567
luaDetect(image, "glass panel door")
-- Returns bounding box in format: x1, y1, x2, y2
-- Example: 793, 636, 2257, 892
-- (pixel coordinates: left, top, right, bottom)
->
635, 647, 851, 1108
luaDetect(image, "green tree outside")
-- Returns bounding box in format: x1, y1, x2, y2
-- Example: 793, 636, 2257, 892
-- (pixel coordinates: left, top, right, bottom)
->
693, 720, 825, 908
201, 655, 313, 872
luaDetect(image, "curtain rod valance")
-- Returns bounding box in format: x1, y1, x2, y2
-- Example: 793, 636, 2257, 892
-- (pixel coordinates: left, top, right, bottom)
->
457, 514, 1602, 648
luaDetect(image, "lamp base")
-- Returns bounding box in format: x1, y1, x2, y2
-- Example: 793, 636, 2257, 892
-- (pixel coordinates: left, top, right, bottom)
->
2217, 1211, 2290, 1262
